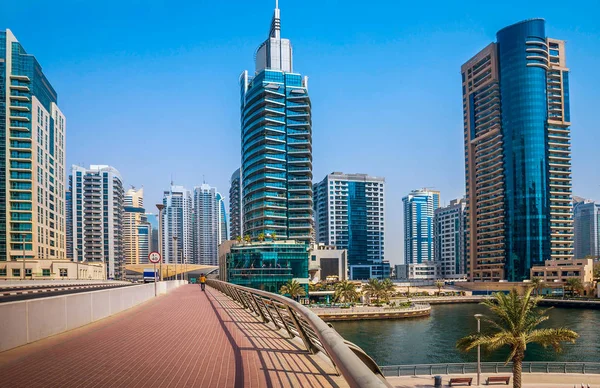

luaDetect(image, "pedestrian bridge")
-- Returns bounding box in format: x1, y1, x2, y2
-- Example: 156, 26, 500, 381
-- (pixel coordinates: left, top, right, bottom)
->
0, 280, 390, 388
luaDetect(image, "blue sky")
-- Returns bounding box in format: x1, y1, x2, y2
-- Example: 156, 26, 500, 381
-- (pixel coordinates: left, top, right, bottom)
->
2, 0, 599, 264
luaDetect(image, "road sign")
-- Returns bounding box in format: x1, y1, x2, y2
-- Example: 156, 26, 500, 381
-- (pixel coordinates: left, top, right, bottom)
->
148, 251, 161, 264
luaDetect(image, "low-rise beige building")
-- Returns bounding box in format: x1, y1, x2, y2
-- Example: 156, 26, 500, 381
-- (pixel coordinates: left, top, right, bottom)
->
530, 258, 594, 284
0, 260, 105, 280
309, 244, 347, 283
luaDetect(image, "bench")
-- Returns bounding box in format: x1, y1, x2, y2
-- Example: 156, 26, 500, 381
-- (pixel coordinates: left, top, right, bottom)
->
487, 376, 510, 385
449, 377, 473, 386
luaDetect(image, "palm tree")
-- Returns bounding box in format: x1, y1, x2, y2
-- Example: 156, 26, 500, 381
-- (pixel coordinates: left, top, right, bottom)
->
271, 232, 277, 241
257, 233, 265, 242
457, 288, 578, 388
235, 235, 242, 243
334, 280, 359, 303
381, 278, 395, 302
565, 277, 583, 297
362, 278, 383, 305
280, 280, 306, 301
530, 277, 544, 296
243, 234, 251, 244
434, 280, 444, 296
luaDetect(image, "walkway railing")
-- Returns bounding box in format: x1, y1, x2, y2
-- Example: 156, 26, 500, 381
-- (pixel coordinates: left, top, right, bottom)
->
207, 279, 392, 388
381, 362, 600, 377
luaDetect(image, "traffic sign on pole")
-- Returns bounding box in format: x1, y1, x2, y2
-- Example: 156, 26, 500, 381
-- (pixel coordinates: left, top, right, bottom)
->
148, 251, 161, 264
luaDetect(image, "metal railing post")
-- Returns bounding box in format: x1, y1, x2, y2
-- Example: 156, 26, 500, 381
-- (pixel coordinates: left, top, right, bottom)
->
273, 303, 295, 338
260, 298, 279, 329
286, 306, 317, 354
250, 294, 268, 323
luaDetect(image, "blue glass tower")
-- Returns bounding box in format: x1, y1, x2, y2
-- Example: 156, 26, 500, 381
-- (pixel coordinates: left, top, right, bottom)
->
463, 19, 573, 281
403, 189, 440, 265
240, 4, 312, 243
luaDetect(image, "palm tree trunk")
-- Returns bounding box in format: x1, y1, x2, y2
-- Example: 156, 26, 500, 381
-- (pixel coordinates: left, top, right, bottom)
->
512, 354, 523, 388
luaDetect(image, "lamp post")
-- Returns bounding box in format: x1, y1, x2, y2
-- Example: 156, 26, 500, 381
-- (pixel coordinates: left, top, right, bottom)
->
172, 236, 178, 281
156, 204, 165, 281
21, 234, 27, 280
474, 314, 483, 386
74, 248, 80, 280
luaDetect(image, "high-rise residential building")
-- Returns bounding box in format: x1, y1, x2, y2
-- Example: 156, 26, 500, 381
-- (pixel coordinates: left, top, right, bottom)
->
145, 213, 159, 253
193, 184, 221, 265
462, 19, 573, 281
123, 187, 150, 265
162, 185, 193, 265
216, 192, 228, 244
403, 189, 440, 266
229, 168, 242, 239
434, 198, 468, 279
313, 172, 386, 280
0, 30, 67, 274
240, 3, 313, 243
69, 165, 124, 279
574, 199, 600, 259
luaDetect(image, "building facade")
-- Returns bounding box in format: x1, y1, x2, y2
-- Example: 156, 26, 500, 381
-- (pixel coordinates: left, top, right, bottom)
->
193, 184, 220, 265
240, 3, 313, 243
434, 198, 468, 279
69, 165, 124, 279
574, 200, 600, 259
462, 19, 573, 281
0, 30, 67, 278
145, 213, 159, 253
161, 185, 193, 265
217, 192, 228, 244
308, 243, 347, 283
313, 172, 386, 280
229, 168, 242, 239
403, 189, 440, 266
123, 187, 150, 265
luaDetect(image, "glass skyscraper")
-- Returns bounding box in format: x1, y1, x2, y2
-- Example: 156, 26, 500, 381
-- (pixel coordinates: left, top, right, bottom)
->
463, 19, 573, 281
402, 189, 440, 265
240, 3, 312, 243
313, 173, 387, 280
229, 168, 242, 239
573, 199, 600, 259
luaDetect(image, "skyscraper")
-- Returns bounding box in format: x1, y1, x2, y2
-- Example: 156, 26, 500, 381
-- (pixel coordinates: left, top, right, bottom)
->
123, 187, 150, 265
69, 165, 124, 279
313, 173, 386, 280
216, 192, 228, 244
403, 189, 440, 265
1, 30, 67, 270
574, 199, 600, 259
240, 3, 313, 243
462, 19, 573, 281
162, 185, 193, 265
193, 184, 220, 265
229, 168, 242, 239
145, 213, 159, 253
434, 198, 468, 278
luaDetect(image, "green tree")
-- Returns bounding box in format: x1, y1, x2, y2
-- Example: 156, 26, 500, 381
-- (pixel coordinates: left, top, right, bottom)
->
593, 261, 600, 281
565, 277, 583, 297
257, 233, 265, 242
457, 288, 578, 388
334, 280, 359, 303
243, 234, 251, 244
362, 278, 383, 304
271, 232, 277, 241
235, 235, 242, 243
434, 280, 444, 296
381, 278, 395, 302
280, 280, 306, 301
530, 277, 544, 296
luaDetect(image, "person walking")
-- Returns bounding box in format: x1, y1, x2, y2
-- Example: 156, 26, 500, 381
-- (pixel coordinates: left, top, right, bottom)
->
199, 273, 206, 291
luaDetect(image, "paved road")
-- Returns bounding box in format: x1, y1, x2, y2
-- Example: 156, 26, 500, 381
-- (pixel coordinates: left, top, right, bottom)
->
0, 283, 133, 303
0, 284, 346, 388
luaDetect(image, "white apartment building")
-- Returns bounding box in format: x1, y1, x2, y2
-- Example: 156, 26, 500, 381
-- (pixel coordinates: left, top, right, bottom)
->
162, 185, 193, 265
123, 187, 150, 265
434, 198, 468, 279
69, 165, 124, 279
193, 184, 221, 266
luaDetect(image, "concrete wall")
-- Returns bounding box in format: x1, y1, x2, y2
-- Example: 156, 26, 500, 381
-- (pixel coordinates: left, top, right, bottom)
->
0, 280, 185, 352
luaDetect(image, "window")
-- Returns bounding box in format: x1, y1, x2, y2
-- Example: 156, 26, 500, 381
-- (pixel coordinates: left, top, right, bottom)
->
59, 268, 68, 277
0, 268, 6, 277
13, 269, 21, 277
25, 268, 32, 277
43, 268, 50, 276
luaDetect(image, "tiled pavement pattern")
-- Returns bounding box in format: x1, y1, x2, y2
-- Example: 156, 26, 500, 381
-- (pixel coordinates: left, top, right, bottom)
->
0, 284, 347, 388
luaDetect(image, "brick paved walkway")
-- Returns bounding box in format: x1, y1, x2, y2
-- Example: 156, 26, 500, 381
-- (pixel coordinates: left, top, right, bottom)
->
0, 285, 347, 388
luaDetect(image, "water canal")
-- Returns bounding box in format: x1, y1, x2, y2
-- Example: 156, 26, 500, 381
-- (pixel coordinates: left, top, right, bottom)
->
332, 303, 600, 366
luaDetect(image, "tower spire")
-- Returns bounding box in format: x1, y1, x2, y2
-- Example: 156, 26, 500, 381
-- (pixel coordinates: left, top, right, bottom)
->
269, 0, 281, 39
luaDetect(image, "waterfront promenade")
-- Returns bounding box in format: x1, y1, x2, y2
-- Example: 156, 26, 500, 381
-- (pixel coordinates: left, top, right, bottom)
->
0, 285, 346, 388
388, 373, 600, 387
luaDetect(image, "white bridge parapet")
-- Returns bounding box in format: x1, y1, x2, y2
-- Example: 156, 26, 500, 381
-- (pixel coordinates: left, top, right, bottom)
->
0, 280, 186, 352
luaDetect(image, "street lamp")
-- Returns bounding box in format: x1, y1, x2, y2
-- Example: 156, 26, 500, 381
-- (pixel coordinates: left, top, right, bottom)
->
156, 204, 164, 281
172, 236, 178, 281
474, 314, 483, 386
21, 233, 27, 280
